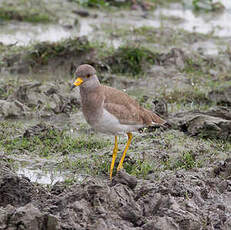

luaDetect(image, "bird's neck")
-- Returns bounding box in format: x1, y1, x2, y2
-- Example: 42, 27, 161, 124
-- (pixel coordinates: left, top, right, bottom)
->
79, 75, 101, 109
79, 82, 104, 126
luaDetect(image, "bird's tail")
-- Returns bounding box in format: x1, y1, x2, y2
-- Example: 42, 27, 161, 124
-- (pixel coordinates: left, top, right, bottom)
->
142, 108, 167, 126
151, 112, 166, 125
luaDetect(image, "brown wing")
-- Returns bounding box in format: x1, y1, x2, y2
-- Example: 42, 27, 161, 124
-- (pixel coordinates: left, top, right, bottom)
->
104, 102, 144, 125
102, 85, 166, 126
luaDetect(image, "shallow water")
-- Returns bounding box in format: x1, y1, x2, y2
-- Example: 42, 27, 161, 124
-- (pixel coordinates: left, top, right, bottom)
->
156, 1, 231, 37
17, 167, 65, 185
12, 150, 86, 185
0, 22, 78, 45
16, 166, 85, 185
1, 1, 231, 46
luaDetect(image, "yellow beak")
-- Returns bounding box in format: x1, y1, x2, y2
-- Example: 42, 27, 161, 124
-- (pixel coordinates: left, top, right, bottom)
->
73, 77, 83, 86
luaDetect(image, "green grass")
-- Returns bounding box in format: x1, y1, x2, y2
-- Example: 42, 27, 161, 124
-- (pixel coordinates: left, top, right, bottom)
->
0, 122, 111, 157
0, 0, 53, 23
60, 151, 155, 178
60, 153, 112, 176
163, 151, 202, 170
0, 37, 95, 72
162, 87, 209, 104
1, 120, 230, 180
55, 129, 231, 178
124, 159, 154, 178
69, 0, 183, 9
0, 121, 23, 140
192, 0, 224, 12
70, 0, 110, 8
0, 80, 17, 100
0, 7, 51, 23
107, 46, 159, 76
28, 37, 93, 66
101, 25, 210, 49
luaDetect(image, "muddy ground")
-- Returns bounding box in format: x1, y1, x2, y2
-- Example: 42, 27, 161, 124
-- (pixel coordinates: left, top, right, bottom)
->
0, 0, 231, 229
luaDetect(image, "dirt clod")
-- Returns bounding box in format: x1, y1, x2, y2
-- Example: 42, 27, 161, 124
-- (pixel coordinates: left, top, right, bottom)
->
170, 107, 231, 140
0, 80, 81, 118
112, 169, 138, 189
1, 164, 231, 229
208, 86, 231, 106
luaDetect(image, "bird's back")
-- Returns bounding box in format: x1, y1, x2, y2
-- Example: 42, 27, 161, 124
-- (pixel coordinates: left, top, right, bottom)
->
102, 85, 166, 126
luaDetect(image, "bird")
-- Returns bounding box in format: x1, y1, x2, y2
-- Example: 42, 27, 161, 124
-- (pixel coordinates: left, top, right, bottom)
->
72, 64, 167, 179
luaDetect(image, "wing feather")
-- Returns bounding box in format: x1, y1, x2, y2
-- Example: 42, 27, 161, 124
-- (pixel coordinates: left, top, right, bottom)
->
102, 85, 166, 126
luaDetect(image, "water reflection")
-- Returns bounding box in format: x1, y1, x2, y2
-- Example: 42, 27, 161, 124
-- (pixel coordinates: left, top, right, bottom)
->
0, 2, 231, 46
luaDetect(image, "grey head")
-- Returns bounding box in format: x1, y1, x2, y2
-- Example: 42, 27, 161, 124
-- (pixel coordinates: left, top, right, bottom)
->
72, 64, 101, 90
76, 64, 96, 79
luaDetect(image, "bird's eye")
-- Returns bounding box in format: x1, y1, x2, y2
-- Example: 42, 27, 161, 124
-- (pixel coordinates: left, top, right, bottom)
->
86, 74, 90, 78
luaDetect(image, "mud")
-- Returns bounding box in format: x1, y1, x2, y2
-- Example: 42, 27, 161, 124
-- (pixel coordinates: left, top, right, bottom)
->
208, 86, 231, 107
0, 80, 80, 118
1, 164, 231, 229
1, 86, 231, 229
0, 36, 94, 74
170, 107, 231, 140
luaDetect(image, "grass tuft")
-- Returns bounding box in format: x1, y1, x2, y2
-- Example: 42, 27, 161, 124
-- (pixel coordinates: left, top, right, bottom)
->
107, 46, 159, 76
0, 122, 110, 157
0, 7, 51, 23
163, 151, 202, 171
28, 37, 92, 66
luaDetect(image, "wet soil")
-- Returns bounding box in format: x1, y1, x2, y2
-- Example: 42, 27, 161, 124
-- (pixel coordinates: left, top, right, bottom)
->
0, 164, 231, 229
0, 0, 231, 229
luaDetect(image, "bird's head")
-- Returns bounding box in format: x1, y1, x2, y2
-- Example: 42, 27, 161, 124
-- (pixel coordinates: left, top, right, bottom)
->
72, 64, 98, 89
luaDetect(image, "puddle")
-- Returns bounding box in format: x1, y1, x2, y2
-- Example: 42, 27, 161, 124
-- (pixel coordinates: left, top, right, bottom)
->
190, 40, 226, 56
17, 167, 65, 185
5, 153, 65, 185
16, 165, 85, 185
1, 1, 231, 48
77, 2, 231, 52
79, 19, 94, 36
82, 1, 231, 38
0, 22, 78, 45
156, 2, 231, 37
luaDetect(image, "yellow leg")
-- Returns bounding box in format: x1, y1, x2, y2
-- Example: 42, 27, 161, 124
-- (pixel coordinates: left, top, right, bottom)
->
117, 133, 133, 171
110, 136, 118, 180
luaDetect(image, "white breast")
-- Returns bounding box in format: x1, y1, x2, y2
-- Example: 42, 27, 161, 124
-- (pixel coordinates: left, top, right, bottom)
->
91, 109, 144, 135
